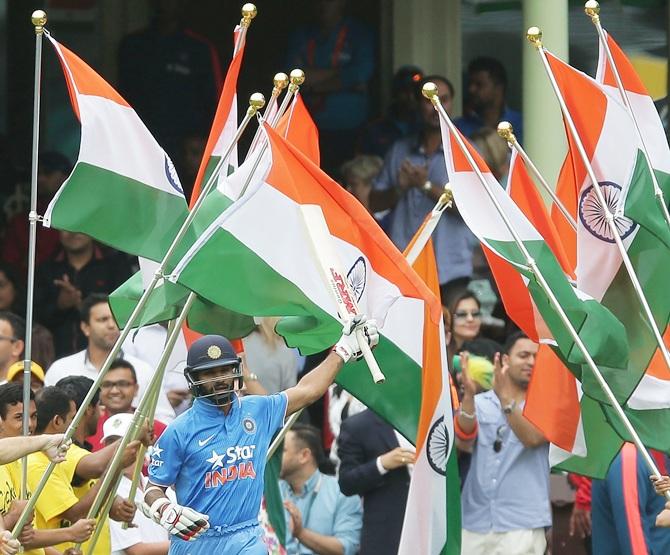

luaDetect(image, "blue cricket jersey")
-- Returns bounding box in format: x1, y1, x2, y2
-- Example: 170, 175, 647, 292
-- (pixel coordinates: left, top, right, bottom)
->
149, 393, 288, 527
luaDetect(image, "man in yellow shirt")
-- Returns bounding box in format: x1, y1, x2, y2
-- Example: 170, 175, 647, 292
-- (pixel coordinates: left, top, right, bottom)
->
28, 382, 138, 555
0, 382, 96, 555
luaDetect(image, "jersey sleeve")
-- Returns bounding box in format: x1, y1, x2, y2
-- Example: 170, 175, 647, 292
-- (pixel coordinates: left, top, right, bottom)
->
263, 392, 288, 436
27, 457, 78, 523
148, 423, 183, 487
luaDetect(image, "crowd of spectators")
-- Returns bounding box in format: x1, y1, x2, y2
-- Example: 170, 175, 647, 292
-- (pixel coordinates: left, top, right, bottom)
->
1, 3, 668, 554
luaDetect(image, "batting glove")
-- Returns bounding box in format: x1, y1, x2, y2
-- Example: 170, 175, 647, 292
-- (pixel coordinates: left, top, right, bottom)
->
334, 315, 379, 363
140, 498, 209, 541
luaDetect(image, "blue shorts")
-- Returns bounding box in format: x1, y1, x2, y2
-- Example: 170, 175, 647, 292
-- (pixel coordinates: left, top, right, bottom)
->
168, 520, 265, 555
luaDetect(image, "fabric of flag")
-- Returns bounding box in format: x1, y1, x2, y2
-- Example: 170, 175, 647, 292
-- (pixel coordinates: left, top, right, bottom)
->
188, 29, 245, 205
546, 49, 670, 419
542, 47, 670, 473
438, 115, 629, 405
42, 34, 189, 262
397, 233, 460, 555
595, 32, 670, 413
275, 94, 320, 166
171, 122, 440, 443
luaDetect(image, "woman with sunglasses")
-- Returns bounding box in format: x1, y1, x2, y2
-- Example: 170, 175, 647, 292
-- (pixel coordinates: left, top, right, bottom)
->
448, 291, 482, 356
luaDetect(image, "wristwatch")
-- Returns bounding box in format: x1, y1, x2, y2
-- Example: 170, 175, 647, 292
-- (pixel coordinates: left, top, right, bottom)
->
502, 400, 517, 415
422, 180, 433, 192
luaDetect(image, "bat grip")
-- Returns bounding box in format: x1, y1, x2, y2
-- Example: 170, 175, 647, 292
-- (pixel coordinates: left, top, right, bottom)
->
356, 329, 385, 383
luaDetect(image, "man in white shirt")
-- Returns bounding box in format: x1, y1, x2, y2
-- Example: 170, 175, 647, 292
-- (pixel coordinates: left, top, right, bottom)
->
102, 413, 170, 555
45, 294, 175, 422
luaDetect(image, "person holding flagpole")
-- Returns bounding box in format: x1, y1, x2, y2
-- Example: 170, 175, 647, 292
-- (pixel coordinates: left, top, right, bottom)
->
141, 318, 378, 555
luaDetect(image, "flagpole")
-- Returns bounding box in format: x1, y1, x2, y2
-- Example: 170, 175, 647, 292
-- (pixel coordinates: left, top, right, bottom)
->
19, 10, 48, 502
246, 72, 289, 157
267, 409, 303, 461
9, 94, 265, 539
237, 69, 304, 200
584, 0, 670, 229
74, 293, 198, 552
84, 472, 125, 555
404, 191, 453, 266
497, 121, 578, 232
424, 82, 668, 488
120, 320, 177, 531
528, 28, 670, 372
233, 3, 257, 55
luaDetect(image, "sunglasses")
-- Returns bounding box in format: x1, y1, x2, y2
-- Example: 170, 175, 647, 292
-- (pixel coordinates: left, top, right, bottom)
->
493, 425, 505, 453
454, 310, 481, 320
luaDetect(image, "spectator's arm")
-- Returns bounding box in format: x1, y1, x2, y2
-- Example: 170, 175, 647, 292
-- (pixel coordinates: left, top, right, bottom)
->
60, 477, 104, 523
0, 435, 67, 464
75, 439, 141, 480
505, 408, 546, 448
337, 421, 386, 496
296, 528, 344, 555
369, 148, 400, 213
329, 493, 363, 555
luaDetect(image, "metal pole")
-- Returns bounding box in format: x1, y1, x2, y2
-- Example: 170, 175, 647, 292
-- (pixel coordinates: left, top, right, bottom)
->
497, 121, 577, 232
233, 3, 257, 56
10, 96, 264, 539
84, 471, 125, 555
20, 10, 48, 501
74, 293, 197, 550
528, 29, 670, 372
267, 409, 303, 461
425, 82, 667, 488
584, 1, 670, 229
404, 191, 453, 266
237, 69, 304, 199
246, 73, 289, 156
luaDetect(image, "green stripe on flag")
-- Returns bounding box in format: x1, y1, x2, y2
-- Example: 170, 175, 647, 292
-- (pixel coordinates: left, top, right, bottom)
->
442, 449, 461, 555
487, 238, 630, 403
49, 162, 189, 262
263, 441, 287, 547
176, 227, 423, 442
109, 272, 255, 338
555, 396, 624, 479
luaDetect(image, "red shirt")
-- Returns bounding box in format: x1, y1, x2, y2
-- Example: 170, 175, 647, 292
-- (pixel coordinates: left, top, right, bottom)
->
87, 408, 167, 452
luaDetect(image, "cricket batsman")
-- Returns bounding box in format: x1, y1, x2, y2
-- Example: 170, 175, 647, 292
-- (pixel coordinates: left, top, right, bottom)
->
140, 316, 378, 554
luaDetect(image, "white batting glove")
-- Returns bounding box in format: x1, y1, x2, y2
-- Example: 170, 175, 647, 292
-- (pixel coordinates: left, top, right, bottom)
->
140, 498, 209, 541
333, 315, 379, 363
0, 531, 20, 555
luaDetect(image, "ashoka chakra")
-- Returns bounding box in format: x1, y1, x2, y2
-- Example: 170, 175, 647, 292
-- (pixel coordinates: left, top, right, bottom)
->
427, 416, 450, 476
578, 182, 637, 243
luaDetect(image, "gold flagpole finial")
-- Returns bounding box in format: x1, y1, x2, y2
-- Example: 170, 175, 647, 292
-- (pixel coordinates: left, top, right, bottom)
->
442, 185, 454, 206
497, 121, 515, 143
31, 10, 47, 34
289, 69, 305, 92
421, 82, 439, 105
241, 3, 257, 26
584, 1, 600, 22
526, 27, 543, 49
273, 72, 289, 92
248, 92, 266, 115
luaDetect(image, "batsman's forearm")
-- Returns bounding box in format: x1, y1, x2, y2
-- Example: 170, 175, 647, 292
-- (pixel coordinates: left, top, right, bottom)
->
286, 353, 344, 415
144, 485, 168, 509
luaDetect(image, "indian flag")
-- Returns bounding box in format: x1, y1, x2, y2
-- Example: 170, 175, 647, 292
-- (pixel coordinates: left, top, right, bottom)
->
108, 26, 255, 338
546, 50, 670, 429
189, 27, 245, 204
42, 33, 189, 263
438, 114, 629, 404
171, 122, 439, 442
398, 224, 460, 555
275, 93, 320, 166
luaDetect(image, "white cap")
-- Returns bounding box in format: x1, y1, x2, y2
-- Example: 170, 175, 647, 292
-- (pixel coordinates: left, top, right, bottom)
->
102, 413, 134, 442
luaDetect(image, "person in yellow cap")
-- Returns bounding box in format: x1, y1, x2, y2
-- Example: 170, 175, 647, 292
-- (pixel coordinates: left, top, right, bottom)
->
6, 361, 44, 392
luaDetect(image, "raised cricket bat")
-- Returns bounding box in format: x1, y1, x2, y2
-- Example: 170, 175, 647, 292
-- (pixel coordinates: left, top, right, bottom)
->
300, 204, 385, 384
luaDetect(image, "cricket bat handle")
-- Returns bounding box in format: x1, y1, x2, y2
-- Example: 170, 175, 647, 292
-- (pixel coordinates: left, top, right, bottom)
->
356, 328, 385, 383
